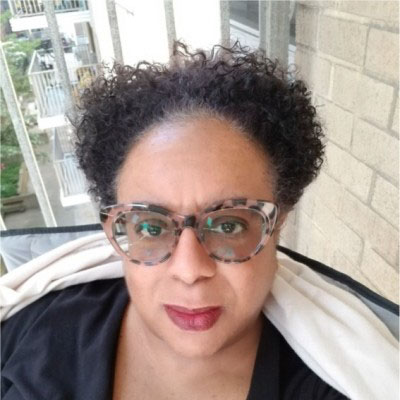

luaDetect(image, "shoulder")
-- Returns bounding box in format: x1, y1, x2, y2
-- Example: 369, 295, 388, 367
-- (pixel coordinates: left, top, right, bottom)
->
2, 278, 127, 347
1, 278, 128, 399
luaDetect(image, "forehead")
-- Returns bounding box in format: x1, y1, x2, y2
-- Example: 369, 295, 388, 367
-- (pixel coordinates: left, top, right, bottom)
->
116, 117, 275, 212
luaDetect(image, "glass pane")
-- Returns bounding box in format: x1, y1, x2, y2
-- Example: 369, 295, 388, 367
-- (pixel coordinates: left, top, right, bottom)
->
229, 1, 259, 30
1, 8, 98, 230
229, 0, 260, 49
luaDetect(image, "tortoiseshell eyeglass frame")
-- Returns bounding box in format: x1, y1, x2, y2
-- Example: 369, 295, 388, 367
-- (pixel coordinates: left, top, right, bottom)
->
100, 198, 279, 266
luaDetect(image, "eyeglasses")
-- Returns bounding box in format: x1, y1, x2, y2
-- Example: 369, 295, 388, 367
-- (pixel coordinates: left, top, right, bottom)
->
100, 198, 279, 266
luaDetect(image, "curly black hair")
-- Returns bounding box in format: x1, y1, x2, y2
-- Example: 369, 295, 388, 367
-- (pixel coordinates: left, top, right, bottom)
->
75, 42, 324, 211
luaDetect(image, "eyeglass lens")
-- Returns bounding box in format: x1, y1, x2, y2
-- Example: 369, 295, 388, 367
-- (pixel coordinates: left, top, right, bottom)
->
113, 208, 267, 264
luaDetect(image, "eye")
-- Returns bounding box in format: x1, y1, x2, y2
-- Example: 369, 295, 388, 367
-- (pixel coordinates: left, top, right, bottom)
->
135, 220, 168, 237
205, 217, 247, 235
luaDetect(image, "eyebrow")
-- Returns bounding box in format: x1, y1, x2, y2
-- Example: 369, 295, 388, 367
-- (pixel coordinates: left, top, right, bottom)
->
128, 195, 272, 215
127, 195, 251, 213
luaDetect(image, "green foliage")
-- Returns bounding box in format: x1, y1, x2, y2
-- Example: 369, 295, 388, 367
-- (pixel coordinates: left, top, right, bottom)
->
0, 9, 11, 22
3, 34, 41, 98
0, 162, 21, 198
1, 89, 20, 160
0, 10, 11, 32
1, 11, 41, 164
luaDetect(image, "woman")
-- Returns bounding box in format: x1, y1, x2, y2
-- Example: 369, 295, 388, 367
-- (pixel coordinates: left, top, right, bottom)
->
1, 42, 372, 399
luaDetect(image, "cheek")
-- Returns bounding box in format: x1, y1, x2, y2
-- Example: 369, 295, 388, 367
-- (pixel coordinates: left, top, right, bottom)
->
237, 266, 275, 305
223, 269, 276, 320
235, 245, 278, 307
123, 261, 161, 305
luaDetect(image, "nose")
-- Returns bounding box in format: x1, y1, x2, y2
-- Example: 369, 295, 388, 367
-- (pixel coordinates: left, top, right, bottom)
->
168, 227, 217, 285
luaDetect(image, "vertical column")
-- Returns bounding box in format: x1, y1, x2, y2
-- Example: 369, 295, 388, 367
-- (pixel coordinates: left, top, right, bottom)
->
0, 214, 6, 230
259, 0, 290, 67
164, 0, 177, 57
106, 0, 124, 64
0, 45, 57, 227
6, 0, 16, 16
219, 0, 230, 48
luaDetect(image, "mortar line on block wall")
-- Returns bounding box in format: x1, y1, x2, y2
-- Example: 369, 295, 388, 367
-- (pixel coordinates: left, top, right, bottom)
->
303, 219, 332, 265
324, 7, 400, 33
323, 164, 374, 209
361, 25, 370, 72
347, 131, 399, 189
296, 43, 363, 74
367, 22, 400, 34
366, 170, 399, 193
313, 197, 364, 264
327, 136, 353, 155
366, 171, 378, 207
356, 237, 366, 270
322, 7, 378, 26
295, 42, 318, 56
341, 195, 399, 276
386, 85, 400, 135
335, 247, 371, 289
315, 4, 321, 53
311, 213, 328, 239
356, 113, 397, 140
343, 220, 364, 266
316, 98, 356, 150
374, 245, 400, 276
348, 105, 355, 150
323, 55, 363, 79
280, 221, 298, 251
368, 179, 399, 230
363, 28, 398, 89
356, 116, 396, 143
362, 70, 398, 99
327, 60, 334, 100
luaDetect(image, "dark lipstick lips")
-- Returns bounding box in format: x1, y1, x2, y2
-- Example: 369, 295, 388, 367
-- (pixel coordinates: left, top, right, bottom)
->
164, 305, 222, 331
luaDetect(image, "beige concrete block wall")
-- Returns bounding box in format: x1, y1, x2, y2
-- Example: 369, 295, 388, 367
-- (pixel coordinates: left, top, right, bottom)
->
281, 1, 399, 303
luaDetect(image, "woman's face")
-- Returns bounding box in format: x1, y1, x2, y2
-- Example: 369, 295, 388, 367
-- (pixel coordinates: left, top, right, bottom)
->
116, 117, 280, 358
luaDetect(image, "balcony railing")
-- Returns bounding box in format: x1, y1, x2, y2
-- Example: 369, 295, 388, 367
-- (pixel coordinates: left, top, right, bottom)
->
53, 126, 90, 206
8, 0, 89, 17
28, 45, 100, 126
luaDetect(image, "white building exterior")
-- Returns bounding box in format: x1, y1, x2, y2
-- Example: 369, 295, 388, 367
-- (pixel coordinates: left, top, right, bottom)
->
88, 0, 223, 67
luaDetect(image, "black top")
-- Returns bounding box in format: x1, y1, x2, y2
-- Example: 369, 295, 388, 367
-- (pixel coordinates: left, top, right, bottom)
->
1, 279, 348, 400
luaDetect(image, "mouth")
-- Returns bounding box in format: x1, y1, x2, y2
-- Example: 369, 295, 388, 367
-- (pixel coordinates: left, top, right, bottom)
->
164, 305, 222, 331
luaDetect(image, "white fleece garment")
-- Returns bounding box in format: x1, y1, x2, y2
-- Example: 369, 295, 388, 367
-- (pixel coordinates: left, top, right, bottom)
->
0, 232, 398, 400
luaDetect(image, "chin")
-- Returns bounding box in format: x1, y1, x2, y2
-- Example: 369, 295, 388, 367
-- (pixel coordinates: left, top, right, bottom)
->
165, 331, 229, 359
161, 314, 256, 360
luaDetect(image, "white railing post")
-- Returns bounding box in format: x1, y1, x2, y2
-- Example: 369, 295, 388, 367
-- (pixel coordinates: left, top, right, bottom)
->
0, 44, 57, 227
35, 0, 43, 14
29, 73, 42, 116
26, 0, 33, 15
10, 0, 89, 16
29, 48, 100, 122
43, 0, 77, 121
